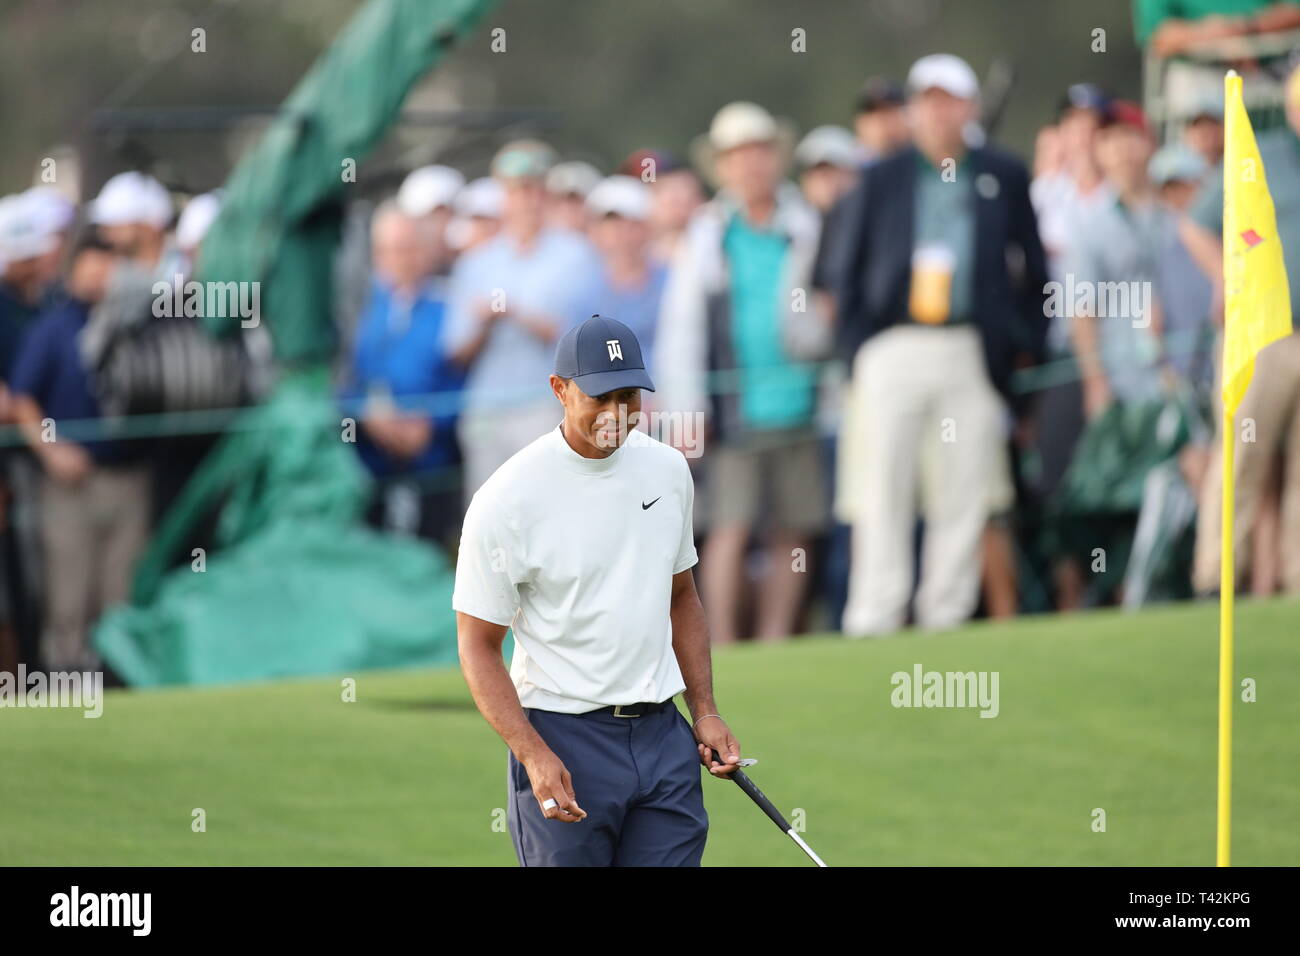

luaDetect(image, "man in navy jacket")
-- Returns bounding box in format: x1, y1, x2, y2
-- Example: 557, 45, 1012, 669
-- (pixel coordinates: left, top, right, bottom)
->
831, 54, 1049, 636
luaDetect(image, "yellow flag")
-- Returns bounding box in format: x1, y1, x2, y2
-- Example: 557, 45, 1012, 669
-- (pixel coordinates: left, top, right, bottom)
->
1222, 71, 1293, 416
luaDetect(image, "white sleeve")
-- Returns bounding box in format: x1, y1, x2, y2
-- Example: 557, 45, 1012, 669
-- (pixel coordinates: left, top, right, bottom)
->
672, 457, 699, 574
654, 220, 710, 420
451, 489, 523, 626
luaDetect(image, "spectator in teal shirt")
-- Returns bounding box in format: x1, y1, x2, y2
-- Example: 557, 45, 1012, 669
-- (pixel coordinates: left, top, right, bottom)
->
723, 212, 818, 427
657, 102, 832, 645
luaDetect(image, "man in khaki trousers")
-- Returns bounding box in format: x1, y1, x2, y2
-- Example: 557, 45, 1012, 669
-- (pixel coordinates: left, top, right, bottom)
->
1192, 332, 1300, 594
831, 55, 1049, 635
9, 234, 151, 671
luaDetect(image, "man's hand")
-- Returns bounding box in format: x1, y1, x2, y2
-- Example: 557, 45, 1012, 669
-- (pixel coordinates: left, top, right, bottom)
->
475, 298, 506, 326
522, 748, 587, 822
693, 715, 741, 777
509, 309, 561, 345
41, 442, 93, 485
362, 414, 432, 460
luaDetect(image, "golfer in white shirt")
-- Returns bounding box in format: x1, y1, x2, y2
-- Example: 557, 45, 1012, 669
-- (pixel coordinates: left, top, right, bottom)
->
453, 314, 742, 866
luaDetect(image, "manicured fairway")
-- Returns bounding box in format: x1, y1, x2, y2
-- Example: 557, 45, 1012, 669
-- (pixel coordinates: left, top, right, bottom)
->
2, 598, 1296, 866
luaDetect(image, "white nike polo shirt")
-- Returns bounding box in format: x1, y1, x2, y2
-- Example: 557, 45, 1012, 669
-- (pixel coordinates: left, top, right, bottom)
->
452, 421, 699, 714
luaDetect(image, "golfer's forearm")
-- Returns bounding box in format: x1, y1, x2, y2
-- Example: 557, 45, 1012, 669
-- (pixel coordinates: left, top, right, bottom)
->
458, 639, 550, 764
670, 586, 718, 721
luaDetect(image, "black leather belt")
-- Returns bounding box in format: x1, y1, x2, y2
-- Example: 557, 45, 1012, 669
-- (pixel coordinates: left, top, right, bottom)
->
590, 700, 675, 718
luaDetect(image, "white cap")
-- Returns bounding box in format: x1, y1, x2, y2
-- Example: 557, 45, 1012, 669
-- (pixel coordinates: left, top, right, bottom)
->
176, 191, 222, 251
586, 176, 652, 221
91, 171, 173, 228
455, 177, 504, 220
397, 165, 465, 217
23, 186, 76, 237
0, 193, 59, 265
907, 54, 980, 100
795, 125, 862, 169
545, 160, 602, 198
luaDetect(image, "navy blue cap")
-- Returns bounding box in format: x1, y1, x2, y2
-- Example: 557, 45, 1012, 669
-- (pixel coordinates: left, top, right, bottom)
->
554, 314, 655, 397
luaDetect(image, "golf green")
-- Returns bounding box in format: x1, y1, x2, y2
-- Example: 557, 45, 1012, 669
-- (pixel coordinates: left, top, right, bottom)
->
2, 597, 1296, 866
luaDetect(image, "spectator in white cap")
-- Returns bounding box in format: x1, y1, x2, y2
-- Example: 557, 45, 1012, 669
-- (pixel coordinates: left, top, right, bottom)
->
831, 53, 1049, 636
795, 125, 862, 214
658, 101, 830, 645
0, 187, 70, 666
442, 139, 601, 499
581, 176, 666, 378
22, 186, 76, 238
9, 230, 152, 672
21, 187, 77, 296
0, 193, 60, 379
445, 177, 503, 255
78, 173, 186, 395
397, 164, 464, 277
91, 171, 173, 270
546, 160, 601, 234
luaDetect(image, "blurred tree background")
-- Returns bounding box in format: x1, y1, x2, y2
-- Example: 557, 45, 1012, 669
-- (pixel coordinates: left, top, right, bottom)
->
0, 0, 1143, 195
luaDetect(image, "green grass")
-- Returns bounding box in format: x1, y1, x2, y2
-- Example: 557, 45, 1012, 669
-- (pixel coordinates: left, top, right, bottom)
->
2, 598, 1297, 866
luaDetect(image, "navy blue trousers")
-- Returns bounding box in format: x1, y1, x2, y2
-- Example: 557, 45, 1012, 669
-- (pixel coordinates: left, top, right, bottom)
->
507, 703, 709, 866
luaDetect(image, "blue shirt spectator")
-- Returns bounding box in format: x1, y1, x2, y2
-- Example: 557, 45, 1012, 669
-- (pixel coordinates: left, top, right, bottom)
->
442, 228, 599, 411
0, 282, 39, 381
343, 277, 464, 478
582, 262, 666, 378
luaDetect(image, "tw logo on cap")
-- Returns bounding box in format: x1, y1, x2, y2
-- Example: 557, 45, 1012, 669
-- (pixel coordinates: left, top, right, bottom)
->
605, 339, 623, 362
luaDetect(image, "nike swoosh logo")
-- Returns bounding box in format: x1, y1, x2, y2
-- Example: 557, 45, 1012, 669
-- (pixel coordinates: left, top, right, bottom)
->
642, 497, 661, 510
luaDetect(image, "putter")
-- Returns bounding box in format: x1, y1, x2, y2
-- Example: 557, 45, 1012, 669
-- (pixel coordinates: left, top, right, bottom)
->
710, 749, 828, 867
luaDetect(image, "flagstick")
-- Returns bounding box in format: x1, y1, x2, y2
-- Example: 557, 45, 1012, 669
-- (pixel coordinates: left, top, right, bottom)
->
1217, 406, 1234, 867
1215, 66, 1241, 871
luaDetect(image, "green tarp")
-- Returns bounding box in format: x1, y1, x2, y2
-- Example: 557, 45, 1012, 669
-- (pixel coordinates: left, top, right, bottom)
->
96, 521, 461, 687
94, 369, 461, 686
1047, 395, 1197, 605
1055, 398, 1192, 516
93, 0, 500, 686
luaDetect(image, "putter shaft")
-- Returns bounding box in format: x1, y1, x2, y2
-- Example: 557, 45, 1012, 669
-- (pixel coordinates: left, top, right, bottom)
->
710, 749, 828, 866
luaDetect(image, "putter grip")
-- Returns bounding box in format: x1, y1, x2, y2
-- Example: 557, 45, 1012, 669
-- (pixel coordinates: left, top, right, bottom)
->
710, 748, 791, 833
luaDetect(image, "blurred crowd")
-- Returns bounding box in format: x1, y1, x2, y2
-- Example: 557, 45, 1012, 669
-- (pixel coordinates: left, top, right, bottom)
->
3, 42, 1300, 676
